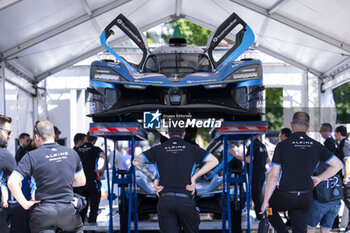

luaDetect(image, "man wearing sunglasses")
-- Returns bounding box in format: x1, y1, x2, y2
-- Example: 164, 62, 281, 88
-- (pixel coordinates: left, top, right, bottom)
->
0, 115, 16, 233
8, 120, 86, 233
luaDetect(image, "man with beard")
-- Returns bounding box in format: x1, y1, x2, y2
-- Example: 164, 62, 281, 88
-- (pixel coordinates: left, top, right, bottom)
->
0, 115, 16, 233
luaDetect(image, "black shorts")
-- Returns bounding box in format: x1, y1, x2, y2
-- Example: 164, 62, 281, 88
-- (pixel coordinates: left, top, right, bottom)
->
29, 202, 83, 233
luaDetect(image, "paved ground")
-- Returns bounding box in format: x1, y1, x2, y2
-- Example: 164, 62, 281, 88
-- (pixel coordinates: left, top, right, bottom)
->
84, 205, 348, 232
85, 187, 350, 232
83, 206, 266, 232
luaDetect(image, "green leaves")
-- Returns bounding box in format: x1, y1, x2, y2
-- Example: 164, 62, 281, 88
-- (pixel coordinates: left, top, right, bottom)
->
333, 82, 350, 123
161, 19, 212, 46
266, 88, 283, 130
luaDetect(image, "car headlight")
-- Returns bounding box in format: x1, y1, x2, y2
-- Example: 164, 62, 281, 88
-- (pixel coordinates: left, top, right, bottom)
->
124, 84, 147, 89
204, 84, 227, 89
93, 72, 129, 82
94, 73, 122, 82
224, 65, 261, 81
231, 72, 258, 79
91, 65, 128, 83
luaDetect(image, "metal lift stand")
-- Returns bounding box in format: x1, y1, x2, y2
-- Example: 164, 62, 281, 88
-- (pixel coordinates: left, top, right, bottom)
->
103, 137, 113, 233
212, 121, 267, 233
90, 123, 148, 233
93, 121, 266, 233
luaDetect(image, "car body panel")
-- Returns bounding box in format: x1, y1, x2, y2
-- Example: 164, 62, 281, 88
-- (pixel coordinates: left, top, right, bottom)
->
89, 12, 264, 122
90, 59, 262, 87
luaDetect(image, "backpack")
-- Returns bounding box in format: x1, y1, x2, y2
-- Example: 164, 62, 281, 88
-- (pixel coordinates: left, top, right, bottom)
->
313, 162, 343, 203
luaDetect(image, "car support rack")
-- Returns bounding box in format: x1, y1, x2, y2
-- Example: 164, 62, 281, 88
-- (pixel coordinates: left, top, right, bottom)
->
90, 122, 148, 233
211, 121, 267, 233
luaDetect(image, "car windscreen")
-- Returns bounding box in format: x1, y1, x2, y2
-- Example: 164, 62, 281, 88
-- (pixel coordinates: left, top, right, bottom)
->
144, 53, 211, 77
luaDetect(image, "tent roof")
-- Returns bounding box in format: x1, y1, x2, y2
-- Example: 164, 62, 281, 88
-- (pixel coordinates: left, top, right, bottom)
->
1, 0, 350, 84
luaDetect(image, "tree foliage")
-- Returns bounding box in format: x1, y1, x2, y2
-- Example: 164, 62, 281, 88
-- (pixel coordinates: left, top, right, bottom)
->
265, 88, 283, 130
161, 19, 212, 46
333, 82, 350, 123
197, 127, 211, 148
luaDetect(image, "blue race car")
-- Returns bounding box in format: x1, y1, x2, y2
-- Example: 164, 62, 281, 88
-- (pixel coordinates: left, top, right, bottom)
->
88, 13, 264, 122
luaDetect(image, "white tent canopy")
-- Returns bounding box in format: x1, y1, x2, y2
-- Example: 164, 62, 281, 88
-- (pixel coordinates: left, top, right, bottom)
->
1, 0, 349, 152
1, 0, 350, 86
